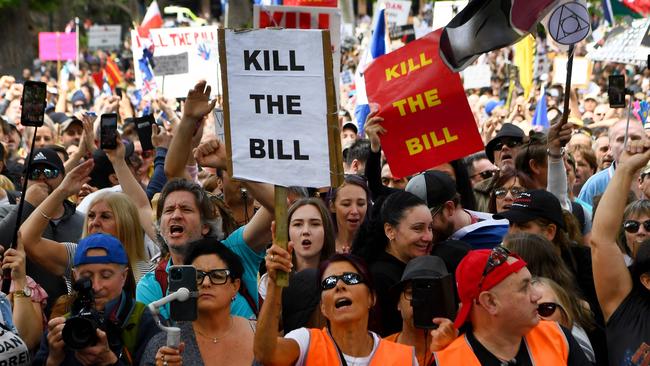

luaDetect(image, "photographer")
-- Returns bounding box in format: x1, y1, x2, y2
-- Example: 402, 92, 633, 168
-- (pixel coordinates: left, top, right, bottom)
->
33, 234, 160, 366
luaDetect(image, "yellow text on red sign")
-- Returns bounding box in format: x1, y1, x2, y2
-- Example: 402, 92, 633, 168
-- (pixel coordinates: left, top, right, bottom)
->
392, 88, 441, 117
385, 53, 433, 81
405, 127, 459, 156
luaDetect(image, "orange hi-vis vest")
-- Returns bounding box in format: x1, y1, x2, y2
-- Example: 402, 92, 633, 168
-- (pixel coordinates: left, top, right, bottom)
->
304, 328, 416, 366
434, 321, 569, 365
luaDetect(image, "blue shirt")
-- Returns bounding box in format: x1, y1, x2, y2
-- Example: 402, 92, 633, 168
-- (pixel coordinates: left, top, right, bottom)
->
136, 226, 265, 320
578, 164, 614, 207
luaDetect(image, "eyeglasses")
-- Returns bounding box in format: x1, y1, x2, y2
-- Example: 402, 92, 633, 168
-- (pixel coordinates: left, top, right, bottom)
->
471, 169, 499, 180
402, 287, 413, 301
196, 269, 231, 286
494, 140, 521, 151
477, 246, 511, 292
537, 302, 563, 317
494, 186, 525, 199
321, 272, 364, 290
29, 167, 60, 180
623, 220, 650, 233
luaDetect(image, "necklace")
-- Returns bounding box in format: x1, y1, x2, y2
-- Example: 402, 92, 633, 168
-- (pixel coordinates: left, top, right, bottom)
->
194, 317, 234, 343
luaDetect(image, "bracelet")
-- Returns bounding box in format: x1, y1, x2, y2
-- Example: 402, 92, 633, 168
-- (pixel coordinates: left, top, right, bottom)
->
38, 208, 52, 221
546, 147, 566, 159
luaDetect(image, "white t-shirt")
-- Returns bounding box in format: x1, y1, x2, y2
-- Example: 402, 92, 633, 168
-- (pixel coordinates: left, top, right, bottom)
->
285, 328, 418, 366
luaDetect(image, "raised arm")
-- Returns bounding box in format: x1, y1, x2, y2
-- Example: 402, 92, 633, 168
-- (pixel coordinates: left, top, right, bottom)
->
64, 114, 96, 173
164, 81, 215, 179
546, 119, 572, 210
104, 139, 157, 242
254, 231, 300, 366
18, 159, 94, 277
591, 139, 650, 321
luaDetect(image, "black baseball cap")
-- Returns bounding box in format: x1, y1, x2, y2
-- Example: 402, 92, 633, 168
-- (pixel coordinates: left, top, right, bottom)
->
405, 170, 457, 209
29, 148, 65, 177
392, 255, 449, 293
493, 189, 565, 230
485, 123, 525, 163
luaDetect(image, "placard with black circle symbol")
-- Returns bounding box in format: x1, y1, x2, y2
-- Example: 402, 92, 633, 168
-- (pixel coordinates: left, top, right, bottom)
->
547, 1, 590, 45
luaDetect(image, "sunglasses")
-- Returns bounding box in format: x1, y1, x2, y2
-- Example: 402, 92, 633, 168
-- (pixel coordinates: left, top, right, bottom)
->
494, 140, 521, 151
623, 220, 650, 233
471, 169, 499, 180
196, 269, 230, 286
29, 167, 60, 180
477, 246, 511, 292
537, 302, 563, 317
321, 272, 364, 290
494, 186, 525, 199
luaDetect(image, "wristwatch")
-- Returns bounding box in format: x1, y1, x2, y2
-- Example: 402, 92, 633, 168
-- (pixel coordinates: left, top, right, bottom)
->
547, 147, 566, 159
13, 287, 32, 298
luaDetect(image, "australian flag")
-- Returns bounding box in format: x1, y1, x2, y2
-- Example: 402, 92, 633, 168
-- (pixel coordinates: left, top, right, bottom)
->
138, 44, 157, 95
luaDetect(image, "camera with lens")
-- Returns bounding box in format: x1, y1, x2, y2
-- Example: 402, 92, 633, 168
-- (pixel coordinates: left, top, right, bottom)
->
61, 278, 105, 350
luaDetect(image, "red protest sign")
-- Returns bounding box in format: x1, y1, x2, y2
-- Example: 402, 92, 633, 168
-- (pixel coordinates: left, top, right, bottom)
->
365, 29, 483, 178
283, 0, 337, 7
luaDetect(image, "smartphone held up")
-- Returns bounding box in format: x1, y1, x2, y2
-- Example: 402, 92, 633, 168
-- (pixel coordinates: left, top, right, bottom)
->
100, 113, 119, 150
21, 81, 47, 127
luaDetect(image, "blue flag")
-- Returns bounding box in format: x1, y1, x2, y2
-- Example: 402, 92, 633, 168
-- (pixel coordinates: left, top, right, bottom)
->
532, 87, 549, 129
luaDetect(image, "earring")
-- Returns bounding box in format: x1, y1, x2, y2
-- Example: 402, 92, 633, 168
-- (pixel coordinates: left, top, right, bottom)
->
231, 296, 236, 302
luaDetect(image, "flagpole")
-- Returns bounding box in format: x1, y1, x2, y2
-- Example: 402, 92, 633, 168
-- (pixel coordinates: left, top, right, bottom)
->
75, 17, 80, 90
559, 44, 575, 132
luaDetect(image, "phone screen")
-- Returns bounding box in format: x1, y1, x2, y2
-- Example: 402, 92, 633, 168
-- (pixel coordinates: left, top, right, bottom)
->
135, 114, 155, 151
21, 81, 47, 127
100, 113, 118, 150
608, 75, 626, 108
412, 277, 457, 329
169, 265, 198, 322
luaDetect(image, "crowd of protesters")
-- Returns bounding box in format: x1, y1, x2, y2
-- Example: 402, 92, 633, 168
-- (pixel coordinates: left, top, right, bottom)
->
0, 7, 645, 366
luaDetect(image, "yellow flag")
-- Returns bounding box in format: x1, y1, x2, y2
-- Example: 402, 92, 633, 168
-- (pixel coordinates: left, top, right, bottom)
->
514, 34, 535, 100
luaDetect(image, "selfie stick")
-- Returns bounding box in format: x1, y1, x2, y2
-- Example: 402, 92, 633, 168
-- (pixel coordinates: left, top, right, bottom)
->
624, 90, 634, 148
1, 129, 39, 294
148, 287, 193, 348
559, 45, 575, 132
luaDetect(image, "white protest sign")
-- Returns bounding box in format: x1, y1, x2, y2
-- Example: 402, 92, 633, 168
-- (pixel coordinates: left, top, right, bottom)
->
432, 1, 468, 30
253, 5, 341, 104
131, 26, 220, 98
462, 64, 492, 89
552, 56, 592, 87
383, 0, 411, 27
88, 25, 121, 50
221, 29, 334, 188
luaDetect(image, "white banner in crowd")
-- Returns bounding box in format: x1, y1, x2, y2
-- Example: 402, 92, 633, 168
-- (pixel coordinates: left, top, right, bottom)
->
221, 29, 332, 188
88, 25, 122, 50
462, 64, 492, 89
552, 56, 592, 88
382, 0, 411, 27
131, 26, 220, 98
432, 1, 468, 30
253, 5, 341, 104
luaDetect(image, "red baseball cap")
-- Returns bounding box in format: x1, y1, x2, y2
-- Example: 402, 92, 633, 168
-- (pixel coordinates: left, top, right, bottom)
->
454, 248, 527, 329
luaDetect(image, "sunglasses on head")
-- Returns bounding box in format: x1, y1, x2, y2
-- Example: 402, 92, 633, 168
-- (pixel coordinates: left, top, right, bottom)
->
321, 272, 364, 290
537, 302, 563, 317
494, 140, 521, 151
29, 167, 60, 180
471, 169, 499, 180
196, 269, 230, 286
494, 186, 525, 199
477, 246, 511, 292
623, 220, 650, 233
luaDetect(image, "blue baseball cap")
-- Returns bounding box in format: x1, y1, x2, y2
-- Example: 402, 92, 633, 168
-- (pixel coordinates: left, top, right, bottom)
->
73, 234, 128, 267
485, 100, 505, 116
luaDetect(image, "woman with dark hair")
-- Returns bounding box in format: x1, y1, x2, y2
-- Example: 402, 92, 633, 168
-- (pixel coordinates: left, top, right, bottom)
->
487, 166, 534, 213
353, 190, 433, 336
328, 174, 371, 253
618, 199, 650, 265
142, 238, 259, 366
255, 242, 417, 366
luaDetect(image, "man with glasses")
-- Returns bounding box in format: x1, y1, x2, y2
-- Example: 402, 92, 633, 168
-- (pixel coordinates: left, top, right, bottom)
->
433, 247, 591, 365
465, 152, 498, 187
406, 171, 508, 249
0, 147, 84, 316
638, 165, 650, 199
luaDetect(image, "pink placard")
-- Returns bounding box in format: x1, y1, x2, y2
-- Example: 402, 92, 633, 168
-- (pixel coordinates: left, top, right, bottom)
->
38, 32, 77, 61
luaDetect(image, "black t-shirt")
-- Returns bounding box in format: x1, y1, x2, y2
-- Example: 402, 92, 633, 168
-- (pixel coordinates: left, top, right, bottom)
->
369, 251, 405, 336
432, 325, 591, 366
606, 289, 650, 366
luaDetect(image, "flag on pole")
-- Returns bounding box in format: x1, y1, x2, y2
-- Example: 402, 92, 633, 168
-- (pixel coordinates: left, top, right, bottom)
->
440, 0, 561, 72
354, 8, 388, 136
138, 1, 163, 37
602, 0, 614, 24
104, 57, 123, 89
514, 34, 535, 100
532, 86, 550, 130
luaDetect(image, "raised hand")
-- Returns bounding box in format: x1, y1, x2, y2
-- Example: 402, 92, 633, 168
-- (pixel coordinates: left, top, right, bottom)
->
183, 80, 216, 121
193, 138, 227, 169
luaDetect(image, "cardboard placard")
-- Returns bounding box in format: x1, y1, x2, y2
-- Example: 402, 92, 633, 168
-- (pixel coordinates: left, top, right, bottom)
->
38, 32, 77, 61
552, 56, 592, 88
365, 29, 484, 178
131, 26, 220, 98
88, 25, 122, 50
462, 64, 492, 90
383, 0, 411, 27
219, 29, 341, 188
153, 53, 189, 76
431, 0, 468, 30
